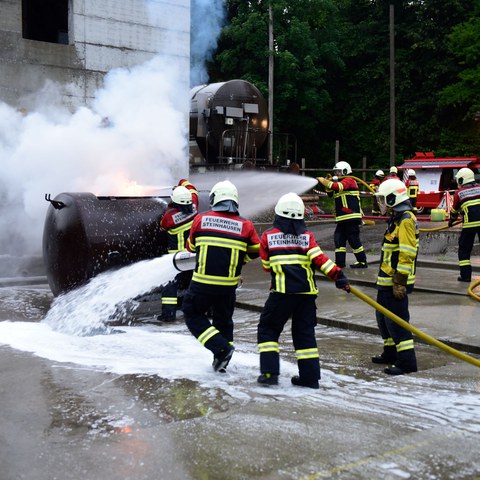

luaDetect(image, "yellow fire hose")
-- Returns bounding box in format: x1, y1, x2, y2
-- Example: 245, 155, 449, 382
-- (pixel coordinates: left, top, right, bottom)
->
318, 174, 480, 301
348, 285, 480, 368
339, 175, 460, 233
468, 279, 480, 301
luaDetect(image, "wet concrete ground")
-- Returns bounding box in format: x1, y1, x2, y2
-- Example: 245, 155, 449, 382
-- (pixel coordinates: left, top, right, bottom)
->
1, 220, 479, 480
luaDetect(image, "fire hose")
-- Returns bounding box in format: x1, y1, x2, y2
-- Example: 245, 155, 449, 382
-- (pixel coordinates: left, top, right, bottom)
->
324, 174, 457, 233
172, 253, 480, 367
318, 175, 480, 302
348, 285, 480, 368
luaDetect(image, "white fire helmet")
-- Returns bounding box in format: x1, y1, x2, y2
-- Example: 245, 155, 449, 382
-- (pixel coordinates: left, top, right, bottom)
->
407, 169, 416, 177
275, 192, 305, 219
375, 178, 409, 214
389, 166, 398, 174
171, 185, 192, 205
375, 170, 384, 177
209, 180, 239, 206
333, 161, 352, 176
455, 168, 475, 186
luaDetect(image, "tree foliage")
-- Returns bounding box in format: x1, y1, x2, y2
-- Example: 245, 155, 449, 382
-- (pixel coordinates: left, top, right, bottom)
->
208, 0, 479, 169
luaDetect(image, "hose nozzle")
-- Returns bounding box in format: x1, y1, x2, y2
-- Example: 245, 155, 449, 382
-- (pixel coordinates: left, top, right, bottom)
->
173, 251, 196, 272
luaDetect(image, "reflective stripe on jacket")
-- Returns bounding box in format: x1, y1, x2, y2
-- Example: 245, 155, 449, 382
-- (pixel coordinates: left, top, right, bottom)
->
187, 211, 260, 290
260, 227, 340, 294
326, 177, 363, 222
405, 178, 419, 199
376, 210, 419, 288
450, 184, 480, 229
160, 181, 199, 253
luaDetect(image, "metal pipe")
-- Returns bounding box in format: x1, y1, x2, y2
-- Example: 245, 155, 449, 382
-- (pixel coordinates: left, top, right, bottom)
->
172, 251, 196, 272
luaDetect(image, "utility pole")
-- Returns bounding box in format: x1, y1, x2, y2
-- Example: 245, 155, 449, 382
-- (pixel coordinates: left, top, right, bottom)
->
389, 4, 395, 167
268, 4, 274, 165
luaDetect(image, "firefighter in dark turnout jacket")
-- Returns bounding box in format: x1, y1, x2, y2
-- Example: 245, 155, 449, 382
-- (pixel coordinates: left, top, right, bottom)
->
448, 168, 480, 283
257, 193, 350, 389
373, 179, 418, 375
317, 161, 368, 268
183, 180, 260, 372
369, 170, 384, 215
404, 169, 420, 212
159, 179, 198, 321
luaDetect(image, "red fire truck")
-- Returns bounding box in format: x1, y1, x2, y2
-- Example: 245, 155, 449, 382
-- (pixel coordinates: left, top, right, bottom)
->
398, 152, 480, 212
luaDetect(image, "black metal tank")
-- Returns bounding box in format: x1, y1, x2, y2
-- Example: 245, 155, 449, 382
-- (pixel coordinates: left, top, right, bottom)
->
190, 79, 269, 165
42, 193, 170, 296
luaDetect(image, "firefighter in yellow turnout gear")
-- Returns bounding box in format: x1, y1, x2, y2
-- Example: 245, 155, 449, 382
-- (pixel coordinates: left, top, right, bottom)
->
372, 179, 418, 375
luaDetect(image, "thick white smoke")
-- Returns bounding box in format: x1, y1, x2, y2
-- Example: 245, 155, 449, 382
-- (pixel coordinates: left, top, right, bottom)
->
0, 0, 226, 257
0, 59, 187, 256
190, 0, 226, 86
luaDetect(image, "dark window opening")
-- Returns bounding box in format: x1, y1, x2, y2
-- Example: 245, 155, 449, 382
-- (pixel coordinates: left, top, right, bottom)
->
22, 0, 69, 44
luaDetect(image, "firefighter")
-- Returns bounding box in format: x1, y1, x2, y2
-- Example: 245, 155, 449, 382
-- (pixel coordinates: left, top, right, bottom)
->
369, 170, 384, 215
448, 168, 480, 283
256, 193, 350, 389
317, 161, 368, 268
385, 166, 399, 180
405, 169, 420, 212
183, 180, 260, 372
159, 179, 199, 321
372, 178, 418, 375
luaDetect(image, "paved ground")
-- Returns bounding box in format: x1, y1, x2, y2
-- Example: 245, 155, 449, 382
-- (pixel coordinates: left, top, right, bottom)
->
0, 219, 479, 480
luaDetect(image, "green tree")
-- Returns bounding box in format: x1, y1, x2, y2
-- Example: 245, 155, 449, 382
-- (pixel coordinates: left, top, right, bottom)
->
210, 0, 343, 167
331, 0, 475, 167
439, 2, 480, 154
209, 0, 478, 169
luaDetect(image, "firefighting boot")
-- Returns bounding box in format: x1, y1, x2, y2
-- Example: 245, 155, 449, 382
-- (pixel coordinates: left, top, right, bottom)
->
291, 376, 319, 389
350, 262, 368, 269
257, 373, 279, 386
372, 345, 396, 364
157, 312, 176, 322
212, 344, 235, 372
384, 365, 405, 375
384, 364, 418, 375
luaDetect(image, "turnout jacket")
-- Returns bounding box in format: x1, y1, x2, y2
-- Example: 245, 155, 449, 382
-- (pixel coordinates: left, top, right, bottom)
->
324, 177, 363, 222
260, 227, 341, 294
450, 183, 480, 229
377, 210, 419, 289
405, 177, 420, 200
160, 179, 198, 253
369, 176, 382, 192
186, 210, 260, 293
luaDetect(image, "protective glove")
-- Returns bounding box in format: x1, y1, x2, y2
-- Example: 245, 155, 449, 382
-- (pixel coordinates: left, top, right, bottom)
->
335, 271, 350, 292
448, 214, 458, 228
317, 176, 328, 187
392, 272, 408, 300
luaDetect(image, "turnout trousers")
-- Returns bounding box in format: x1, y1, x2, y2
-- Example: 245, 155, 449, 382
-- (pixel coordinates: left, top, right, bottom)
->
375, 288, 417, 372
183, 289, 235, 355
334, 220, 367, 267
161, 271, 193, 317
458, 227, 480, 281
257, 292, 320, 383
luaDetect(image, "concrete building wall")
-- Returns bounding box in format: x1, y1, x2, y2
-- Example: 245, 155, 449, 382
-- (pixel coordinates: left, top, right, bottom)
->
0, 0, 190, 110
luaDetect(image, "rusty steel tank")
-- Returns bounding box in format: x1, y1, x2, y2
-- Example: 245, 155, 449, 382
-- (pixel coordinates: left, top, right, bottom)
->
190, 79, 269, 165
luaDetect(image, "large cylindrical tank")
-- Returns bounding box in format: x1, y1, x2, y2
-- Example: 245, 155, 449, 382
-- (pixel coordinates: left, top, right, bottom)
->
43, 193, 170, 296
190, 79, 269, 165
